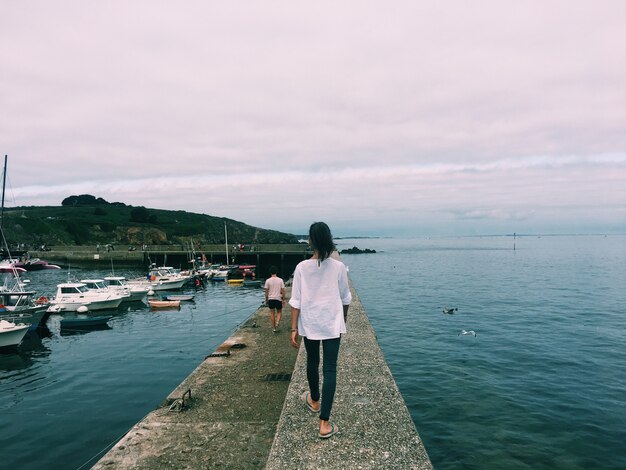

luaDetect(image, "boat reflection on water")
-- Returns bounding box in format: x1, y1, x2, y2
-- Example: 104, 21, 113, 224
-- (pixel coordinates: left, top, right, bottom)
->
59, 323, 113, 336
0, 326, 52, 370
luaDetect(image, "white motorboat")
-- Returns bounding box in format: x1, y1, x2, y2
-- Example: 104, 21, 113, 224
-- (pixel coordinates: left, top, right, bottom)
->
48, 282, 125, 312
156, 266, 192, 282
81, 279, 132, 302
204, 264, 237, 281
137, 266, 188, 291
0, 319, 30, 348
103, 276, 150, 302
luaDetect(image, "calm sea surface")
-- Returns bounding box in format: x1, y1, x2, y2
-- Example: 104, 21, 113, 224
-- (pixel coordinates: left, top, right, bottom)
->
339, 235, 626, 470
1, 235, 625, 469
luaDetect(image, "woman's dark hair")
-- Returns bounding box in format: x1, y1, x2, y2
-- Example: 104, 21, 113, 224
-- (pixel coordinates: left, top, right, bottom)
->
309, 221, 335, 262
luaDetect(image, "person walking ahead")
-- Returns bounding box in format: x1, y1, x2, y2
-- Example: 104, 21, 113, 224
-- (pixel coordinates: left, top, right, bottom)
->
289, 222, 351, 439
264, 266, 285, 333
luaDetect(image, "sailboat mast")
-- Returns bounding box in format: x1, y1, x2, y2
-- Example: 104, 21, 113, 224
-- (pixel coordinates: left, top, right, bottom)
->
1, 155, 7, 231
224, 222, 229, 265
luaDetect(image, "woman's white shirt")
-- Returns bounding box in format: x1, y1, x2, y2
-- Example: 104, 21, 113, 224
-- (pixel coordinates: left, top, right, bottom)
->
289, 257, 352, 340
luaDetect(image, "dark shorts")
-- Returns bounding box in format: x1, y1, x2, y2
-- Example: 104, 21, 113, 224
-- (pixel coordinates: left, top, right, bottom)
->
268, 299, 282, 310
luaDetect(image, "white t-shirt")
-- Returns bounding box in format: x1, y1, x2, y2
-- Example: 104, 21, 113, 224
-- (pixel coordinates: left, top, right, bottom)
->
289, 257, 352, 340
264, 276, 285, 300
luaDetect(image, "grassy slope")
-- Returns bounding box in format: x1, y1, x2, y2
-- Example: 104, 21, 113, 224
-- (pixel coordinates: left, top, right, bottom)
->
3, 204, 298, 247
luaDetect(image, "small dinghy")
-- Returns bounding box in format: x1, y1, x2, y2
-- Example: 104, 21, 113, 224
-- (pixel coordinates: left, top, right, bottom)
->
148, 299, 181, 309
165, 294, 194, 301
60, 315, 112, 328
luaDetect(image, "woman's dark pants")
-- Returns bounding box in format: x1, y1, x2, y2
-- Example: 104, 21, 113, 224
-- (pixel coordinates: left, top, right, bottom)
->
303, 336, 341, 421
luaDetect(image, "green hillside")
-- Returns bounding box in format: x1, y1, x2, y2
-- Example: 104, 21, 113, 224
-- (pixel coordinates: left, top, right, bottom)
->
2, 194, 298, 248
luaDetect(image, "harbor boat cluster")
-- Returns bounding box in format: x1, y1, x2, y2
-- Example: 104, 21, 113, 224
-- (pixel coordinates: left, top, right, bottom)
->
0, 260, 263, 350
0, 155, 254, 350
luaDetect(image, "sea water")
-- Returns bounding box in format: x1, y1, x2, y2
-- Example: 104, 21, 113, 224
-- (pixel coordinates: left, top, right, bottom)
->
2, 236, 625, 469
338, 235, 626, 470
0, 272, 264, 470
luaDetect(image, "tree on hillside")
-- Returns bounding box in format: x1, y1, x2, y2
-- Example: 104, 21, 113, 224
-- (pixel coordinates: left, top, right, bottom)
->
130, 206, 150, 223
62, 194, 109, 206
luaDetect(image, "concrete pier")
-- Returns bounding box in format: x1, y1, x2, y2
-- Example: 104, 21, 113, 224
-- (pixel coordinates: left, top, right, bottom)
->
94, 286, 432, 469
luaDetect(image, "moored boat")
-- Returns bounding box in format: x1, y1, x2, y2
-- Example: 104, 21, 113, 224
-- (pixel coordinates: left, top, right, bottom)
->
0, 290, 50, 330
164, 294, 194, 301
0, 257, 60, 271
0, 271, 51, 329
148, 299, 181, 309
0, 259, 26, 273
0, 319, 30, 348
48, 282, 125, 312
103, 276, 150, 302
130, 266, 187, 291
21, 258, 61, 271
81, 278, 131, 302
60, 315, 112, 328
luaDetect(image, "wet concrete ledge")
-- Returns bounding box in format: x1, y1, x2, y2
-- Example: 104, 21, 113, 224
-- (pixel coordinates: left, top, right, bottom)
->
94, 285, 432, 469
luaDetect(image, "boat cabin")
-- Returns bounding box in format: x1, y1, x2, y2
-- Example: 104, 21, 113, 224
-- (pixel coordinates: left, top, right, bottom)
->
56, 283, 90, 295
103, 277, 130, 287
80, 279, 108, 291
0, 290, 38, 309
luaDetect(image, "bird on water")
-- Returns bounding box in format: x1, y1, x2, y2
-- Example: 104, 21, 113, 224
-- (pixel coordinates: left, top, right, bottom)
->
442, 306, 458, 314
459, 330, 477, 336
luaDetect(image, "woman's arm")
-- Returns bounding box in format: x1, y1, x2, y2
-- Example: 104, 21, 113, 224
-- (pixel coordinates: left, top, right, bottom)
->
290, 307, 300, 348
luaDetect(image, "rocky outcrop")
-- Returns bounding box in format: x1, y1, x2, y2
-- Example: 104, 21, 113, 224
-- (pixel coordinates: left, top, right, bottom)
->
340, 246, 377, 254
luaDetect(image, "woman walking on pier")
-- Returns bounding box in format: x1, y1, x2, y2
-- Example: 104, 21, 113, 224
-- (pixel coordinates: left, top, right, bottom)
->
290, 221, 351, 439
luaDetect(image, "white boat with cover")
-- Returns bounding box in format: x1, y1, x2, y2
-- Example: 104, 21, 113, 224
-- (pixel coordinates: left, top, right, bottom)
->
136, 266, 188, 291
0, 319, 30, 348
48, 282, 125, 312
103, 276, 150, 301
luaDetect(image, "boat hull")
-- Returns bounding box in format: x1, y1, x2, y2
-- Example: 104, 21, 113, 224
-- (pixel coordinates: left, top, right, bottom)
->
164, 295, 194, 301
148, 300, 181, 309
1, 305, 50, 330
0, 322, 30, 348
60, 316, 112, 328
49, 297, 123, 312
150, 279, 186, 291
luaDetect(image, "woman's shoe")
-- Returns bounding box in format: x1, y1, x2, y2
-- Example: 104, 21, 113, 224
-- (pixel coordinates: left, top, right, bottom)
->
301, 391, 320, 413
318, 422, 338, 439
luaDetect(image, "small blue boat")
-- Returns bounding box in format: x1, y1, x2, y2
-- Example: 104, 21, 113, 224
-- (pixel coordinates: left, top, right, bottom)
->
60, 315, 112, 328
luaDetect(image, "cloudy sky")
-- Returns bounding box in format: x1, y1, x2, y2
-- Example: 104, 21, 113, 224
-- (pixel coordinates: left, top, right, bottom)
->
2, 1, 625, 236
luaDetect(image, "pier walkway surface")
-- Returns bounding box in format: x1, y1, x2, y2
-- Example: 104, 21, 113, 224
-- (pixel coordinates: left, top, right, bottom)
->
94, 286, 432, 469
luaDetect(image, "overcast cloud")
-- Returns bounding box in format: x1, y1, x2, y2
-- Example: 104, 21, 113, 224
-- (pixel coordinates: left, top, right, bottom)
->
2, 1, 625, 236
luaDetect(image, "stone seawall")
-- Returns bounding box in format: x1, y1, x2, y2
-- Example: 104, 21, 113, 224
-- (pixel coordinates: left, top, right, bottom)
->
94, 285, 432, 469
